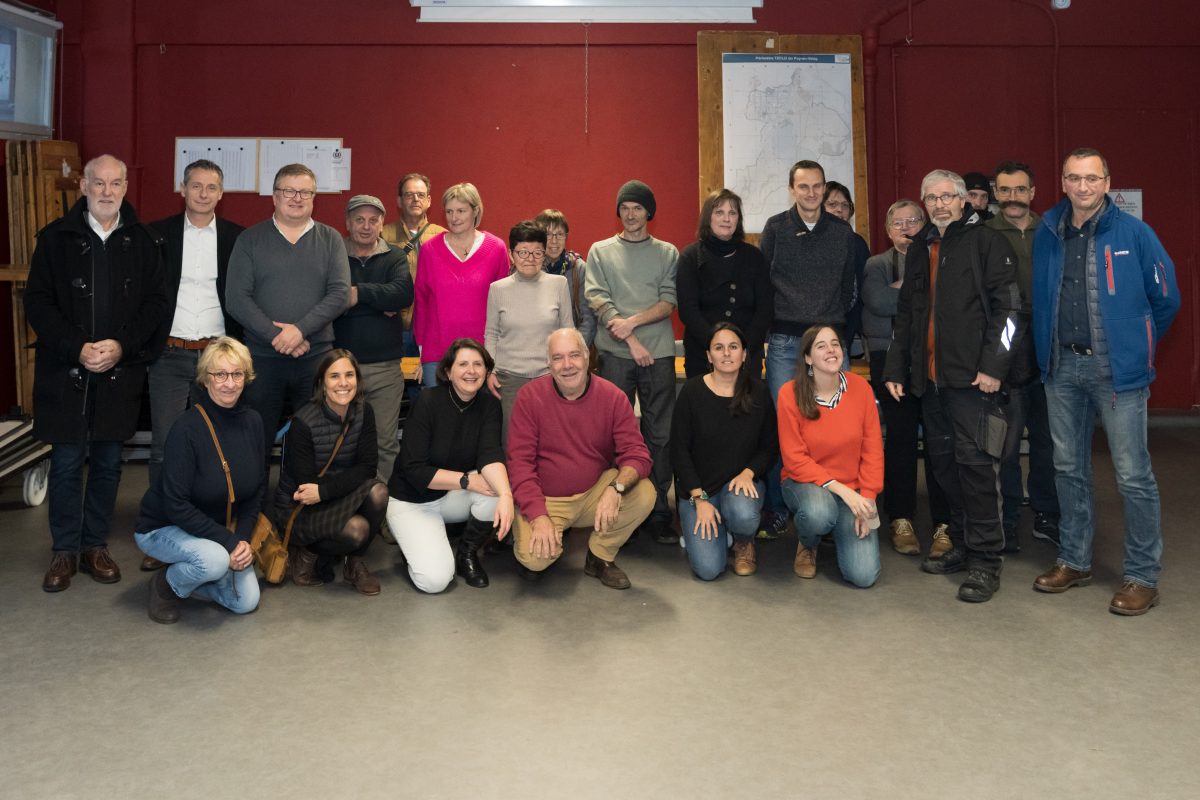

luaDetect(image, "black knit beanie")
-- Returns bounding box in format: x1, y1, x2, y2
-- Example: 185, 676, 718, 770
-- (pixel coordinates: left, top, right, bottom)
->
616, 180, 656, 220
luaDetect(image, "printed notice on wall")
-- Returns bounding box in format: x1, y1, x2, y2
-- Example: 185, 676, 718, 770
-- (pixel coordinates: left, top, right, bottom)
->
259, 139, 348, 195
1110, 189, 1142, 220
174, 138, 259, 192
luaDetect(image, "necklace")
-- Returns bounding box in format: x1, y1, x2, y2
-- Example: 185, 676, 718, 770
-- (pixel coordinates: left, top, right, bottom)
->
448, 387, 476, 413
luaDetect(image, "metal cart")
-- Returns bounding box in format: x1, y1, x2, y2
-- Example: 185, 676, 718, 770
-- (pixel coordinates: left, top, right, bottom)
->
0, 417, 52, 506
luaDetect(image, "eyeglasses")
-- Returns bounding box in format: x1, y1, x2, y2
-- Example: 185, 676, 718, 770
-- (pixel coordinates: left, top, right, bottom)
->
401, 192, 428, 201
889, 217, 923, 229
1063, 174, 1107, 187
545, 231, 567, 240
994, 186, 1031, 197
923, 193, 960, 206
208, 370, 246, 383
513, 249, 546, 261
274, 187, 316, 200
825, 200, 851, 211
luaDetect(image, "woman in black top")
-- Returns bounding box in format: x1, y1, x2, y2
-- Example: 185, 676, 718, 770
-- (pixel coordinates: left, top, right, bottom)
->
676, 189, 772, 378
670, 323, 778, 580
386, 338, 514, 592
134, 337, 265, 623
275, 349, 388, 595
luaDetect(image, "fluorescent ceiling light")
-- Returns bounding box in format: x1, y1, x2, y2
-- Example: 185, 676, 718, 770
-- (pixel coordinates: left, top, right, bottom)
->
411, 0, 761, 23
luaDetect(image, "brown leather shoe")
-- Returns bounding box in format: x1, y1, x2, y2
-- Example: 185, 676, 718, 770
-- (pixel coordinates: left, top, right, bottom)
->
1033, 564, 1093, 593
290, 546, 324, 587
732, 538, 757, 576
793, 543, 817, 578
148, 568, 181, 624
42, 552, 78, 592
890, 518, 920, 555
1109, 581, 1159, 616
140, 555, 166, 571
343, 556, 381, 596
584, 549, 631, 589
929, 524, 952, 558
79, 547, 121, 584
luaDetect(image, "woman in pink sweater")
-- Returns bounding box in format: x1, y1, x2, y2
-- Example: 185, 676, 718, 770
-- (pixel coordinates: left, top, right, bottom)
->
413, 182, 510, 388
777, 325, 884, 587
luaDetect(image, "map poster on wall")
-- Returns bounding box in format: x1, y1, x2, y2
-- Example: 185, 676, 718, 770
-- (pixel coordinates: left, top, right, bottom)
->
722, 53, 855, 233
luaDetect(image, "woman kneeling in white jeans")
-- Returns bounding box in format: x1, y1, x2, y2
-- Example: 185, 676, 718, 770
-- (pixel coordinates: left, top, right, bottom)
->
387, 338, 514, 592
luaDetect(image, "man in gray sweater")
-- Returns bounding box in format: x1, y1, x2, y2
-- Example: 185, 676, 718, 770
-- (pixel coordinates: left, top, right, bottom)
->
226, 163, 350, 458
585, 180, 679, 544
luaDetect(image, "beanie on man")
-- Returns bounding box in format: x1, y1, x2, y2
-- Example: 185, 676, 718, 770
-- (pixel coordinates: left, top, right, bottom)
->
616, 180, 656, 221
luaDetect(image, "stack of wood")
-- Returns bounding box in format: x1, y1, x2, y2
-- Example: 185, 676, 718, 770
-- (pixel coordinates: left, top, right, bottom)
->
2, 139, 82, 415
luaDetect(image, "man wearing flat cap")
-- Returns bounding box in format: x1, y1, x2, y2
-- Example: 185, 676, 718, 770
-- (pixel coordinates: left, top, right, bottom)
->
334, 194, 414, 481
584, 179, 678, 544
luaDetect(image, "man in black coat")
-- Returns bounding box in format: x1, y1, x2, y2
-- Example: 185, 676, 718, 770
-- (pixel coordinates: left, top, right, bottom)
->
883, 168, 1022, 603
147, 159, 245, 489
24, 154, 168, 592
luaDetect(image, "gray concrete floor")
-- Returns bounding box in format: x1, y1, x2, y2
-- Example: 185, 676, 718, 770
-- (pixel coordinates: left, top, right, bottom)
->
2, 428, 1198, 800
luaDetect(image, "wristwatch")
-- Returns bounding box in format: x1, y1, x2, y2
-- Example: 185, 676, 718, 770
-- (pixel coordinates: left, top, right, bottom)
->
609, 480, 627, 496
689, 490, 711, 507
460, 472, 470, 490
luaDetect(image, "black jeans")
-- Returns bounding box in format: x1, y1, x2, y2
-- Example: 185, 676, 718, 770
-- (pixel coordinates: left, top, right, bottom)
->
869, 352, 949, 524
920, 386, 1008, 569
1000, 380, 1060, 529
244, 350, 326, 462
48, 440, 124, 552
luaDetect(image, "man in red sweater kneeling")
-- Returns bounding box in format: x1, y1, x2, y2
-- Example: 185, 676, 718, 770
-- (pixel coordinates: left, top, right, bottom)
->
506, 328, 655, 588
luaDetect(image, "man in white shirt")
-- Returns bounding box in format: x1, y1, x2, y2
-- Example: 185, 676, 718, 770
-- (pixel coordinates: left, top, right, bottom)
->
148, 160, 245, 488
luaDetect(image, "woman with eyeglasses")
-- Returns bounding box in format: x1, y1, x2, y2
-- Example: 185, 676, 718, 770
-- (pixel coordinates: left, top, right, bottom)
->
862, 200, 952, 560
822, 180, 871, 360
274, 348, 389, 595
412, 182, 510, 389
536, 209, 597, 349
484, 221, 574, 439
134, 337, 265, 623
675, 189, 772, 379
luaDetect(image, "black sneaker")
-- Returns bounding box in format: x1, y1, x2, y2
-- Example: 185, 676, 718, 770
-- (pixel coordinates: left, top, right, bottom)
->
1032, 513, 1061, 548
1002, 527, 1021, 554
958, 568, 1001, 602
921, 546, 967, 575
641, 516, 678, 546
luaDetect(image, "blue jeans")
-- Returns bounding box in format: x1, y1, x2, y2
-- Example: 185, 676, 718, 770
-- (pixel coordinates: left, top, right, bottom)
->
135, 526, 259, 614
676, 481, 764, 580
765, 333, 803, 514
420, 360, 439, 390
781, 480, 880, 588
48, 440, 124, 552
1045, 350, 1162, 587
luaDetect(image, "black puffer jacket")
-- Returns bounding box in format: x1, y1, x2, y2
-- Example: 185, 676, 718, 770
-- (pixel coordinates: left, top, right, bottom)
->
883, 212, 1022, 396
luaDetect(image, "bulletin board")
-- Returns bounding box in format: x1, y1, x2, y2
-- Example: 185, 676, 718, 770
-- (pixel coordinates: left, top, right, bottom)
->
696, 31, 869, 246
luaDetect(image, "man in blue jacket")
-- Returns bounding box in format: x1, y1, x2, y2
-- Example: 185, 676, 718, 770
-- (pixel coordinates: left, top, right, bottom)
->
1030, 148, 1179, 616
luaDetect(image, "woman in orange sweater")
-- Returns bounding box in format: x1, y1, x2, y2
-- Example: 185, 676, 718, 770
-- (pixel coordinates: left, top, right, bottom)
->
778, 325, 883, 587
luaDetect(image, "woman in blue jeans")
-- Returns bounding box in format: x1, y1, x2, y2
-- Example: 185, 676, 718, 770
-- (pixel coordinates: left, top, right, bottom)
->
134, 337, 265, 623
777, 326, 883, 588
670, 323, 778, 580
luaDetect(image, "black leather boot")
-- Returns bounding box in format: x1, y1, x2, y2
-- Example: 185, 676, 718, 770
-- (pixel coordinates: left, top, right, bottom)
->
455, 518, 492, 588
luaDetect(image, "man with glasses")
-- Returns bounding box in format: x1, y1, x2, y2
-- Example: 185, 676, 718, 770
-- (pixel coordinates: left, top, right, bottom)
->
984, 161, 1060, 554
1031, 148, 1178, 615
584, 180, 678, 545
883, 169, 1021, 603
383, 173, 444, 388
760, 159, 859, 538
862, 199, 952, 559
226, 163, 350, 459
25, 154, 168, 591
334, 194, 413, 483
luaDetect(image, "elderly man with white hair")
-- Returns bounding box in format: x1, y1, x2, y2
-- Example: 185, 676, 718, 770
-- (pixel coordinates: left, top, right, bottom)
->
883, 169, 1022, 603
505, 328, 655, 589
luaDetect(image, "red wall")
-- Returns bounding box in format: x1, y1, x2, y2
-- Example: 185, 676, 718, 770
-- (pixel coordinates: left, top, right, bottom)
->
3, 0, 1196, 409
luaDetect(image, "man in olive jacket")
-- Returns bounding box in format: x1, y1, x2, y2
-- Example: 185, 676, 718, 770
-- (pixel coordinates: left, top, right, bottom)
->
24, 154, 168, 592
